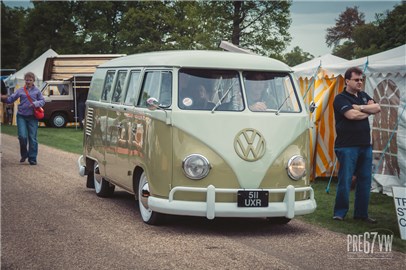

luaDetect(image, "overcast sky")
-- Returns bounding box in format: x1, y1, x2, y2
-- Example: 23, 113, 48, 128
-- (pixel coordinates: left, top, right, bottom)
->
288, 0, 401, 56
3, 0, 402, 57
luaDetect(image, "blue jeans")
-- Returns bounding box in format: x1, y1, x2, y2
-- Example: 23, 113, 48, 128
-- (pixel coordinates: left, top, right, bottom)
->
17, 114, 39, 162
333, 146, 373, 219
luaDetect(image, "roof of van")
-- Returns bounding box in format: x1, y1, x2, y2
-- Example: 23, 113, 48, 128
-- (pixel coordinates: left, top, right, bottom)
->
98, 50, 292, 72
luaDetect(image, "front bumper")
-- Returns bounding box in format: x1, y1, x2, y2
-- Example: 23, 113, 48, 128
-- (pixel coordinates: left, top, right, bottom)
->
148, 184, 316, 220
77, 155, 86, 177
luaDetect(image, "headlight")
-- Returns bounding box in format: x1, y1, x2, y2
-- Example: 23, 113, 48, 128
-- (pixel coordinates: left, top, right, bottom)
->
182, 154, 211, 180
287, 155, 306, 180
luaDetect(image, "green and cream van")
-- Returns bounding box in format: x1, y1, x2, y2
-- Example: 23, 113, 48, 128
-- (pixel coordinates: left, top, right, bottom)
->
78, 50, 317, 225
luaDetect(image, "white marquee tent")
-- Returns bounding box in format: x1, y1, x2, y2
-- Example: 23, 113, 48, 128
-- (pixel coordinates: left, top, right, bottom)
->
5, 48, 58, 89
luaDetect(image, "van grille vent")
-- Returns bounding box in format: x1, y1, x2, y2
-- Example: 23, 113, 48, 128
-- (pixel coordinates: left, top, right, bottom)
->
85, 108, 94, 136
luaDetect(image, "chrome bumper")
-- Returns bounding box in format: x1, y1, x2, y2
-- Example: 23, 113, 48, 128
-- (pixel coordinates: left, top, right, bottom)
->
77, 155, 86, 177
148, 185, 317, 220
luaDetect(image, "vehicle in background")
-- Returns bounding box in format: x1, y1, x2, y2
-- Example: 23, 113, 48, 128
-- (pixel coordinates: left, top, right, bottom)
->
40, 76, 90, 128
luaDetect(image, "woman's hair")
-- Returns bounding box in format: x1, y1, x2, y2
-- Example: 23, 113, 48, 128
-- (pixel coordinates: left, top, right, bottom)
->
24, 72, 36, 81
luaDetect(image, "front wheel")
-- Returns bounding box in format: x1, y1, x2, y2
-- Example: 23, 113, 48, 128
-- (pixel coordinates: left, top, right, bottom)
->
94, 161, 114, 197
137, 172, 163, 225
50, 113, 67, 128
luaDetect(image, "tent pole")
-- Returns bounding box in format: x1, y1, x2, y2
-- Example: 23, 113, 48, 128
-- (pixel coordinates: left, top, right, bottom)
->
74, 76, 77, 130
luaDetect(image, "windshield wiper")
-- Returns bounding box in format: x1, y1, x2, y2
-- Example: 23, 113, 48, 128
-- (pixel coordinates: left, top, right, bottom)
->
275, 88, 294, 115
211, 80, 237, 113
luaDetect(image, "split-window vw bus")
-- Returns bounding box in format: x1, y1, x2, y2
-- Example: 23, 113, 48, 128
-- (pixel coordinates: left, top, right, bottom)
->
78, 50, 316, 225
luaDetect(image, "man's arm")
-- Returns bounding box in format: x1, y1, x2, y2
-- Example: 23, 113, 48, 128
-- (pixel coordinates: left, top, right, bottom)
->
352, 101, 381, 115
343, 109, 370, 120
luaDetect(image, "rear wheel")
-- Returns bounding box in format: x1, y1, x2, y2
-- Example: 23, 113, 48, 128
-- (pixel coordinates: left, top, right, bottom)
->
51, 113, 67, 128
94, 161, 115, 197
137, 171, 163, 225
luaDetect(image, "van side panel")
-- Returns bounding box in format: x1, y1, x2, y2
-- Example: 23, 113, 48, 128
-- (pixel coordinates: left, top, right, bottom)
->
130, 110, 173, 197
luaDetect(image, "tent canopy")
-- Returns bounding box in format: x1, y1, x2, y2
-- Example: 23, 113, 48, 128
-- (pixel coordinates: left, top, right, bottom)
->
294, 45, 406, 79
5, 49, 58, 87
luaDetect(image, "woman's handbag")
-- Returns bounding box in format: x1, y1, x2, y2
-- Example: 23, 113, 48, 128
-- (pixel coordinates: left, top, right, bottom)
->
24, 86, 44, 120
33, 107, 44, 120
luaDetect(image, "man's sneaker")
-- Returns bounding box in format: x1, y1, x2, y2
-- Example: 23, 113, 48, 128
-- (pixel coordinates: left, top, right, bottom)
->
20, 157, 27, 163
354, 217, 377, 224
333, 216, 344, 221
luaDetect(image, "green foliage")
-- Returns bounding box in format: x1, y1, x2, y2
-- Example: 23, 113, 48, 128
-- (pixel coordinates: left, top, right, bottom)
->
21, 1, 79, 64
326, 6, 365, 48
204, 1, 292, 57
328, 3, 405, 59
283, 46, 314, 67
1, 0, 292, 69
375, 3, 406, 50
299, 179, 406, 252
1, 2, 28, 69
332, 41, 356, 60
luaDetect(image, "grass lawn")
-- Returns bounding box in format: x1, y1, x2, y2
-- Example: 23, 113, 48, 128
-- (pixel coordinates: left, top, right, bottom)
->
1, 124, 84, 154
1, 124, 405, 252
298, 178, 405, 252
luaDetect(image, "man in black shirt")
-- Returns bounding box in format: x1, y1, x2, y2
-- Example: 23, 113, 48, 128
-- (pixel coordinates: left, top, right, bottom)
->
332, 67, 381, 223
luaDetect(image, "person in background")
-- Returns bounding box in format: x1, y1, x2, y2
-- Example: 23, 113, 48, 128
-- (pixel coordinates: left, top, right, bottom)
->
332, 67, 381, 223
1, 72, 45, 165
192, 84, 215, 110
245, 73, 277, 111
77, 90, 88, 129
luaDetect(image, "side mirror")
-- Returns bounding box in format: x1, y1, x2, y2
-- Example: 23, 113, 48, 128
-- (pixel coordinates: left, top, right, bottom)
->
309, 101, 317, 113
146, 97, 160, 111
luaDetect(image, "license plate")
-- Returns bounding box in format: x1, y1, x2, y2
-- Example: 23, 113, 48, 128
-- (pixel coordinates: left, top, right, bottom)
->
237, 190, 269, 207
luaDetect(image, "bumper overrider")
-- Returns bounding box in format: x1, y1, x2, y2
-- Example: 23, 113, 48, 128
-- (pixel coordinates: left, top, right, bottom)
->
149, 185, 317, 219
78, 155, 86, 177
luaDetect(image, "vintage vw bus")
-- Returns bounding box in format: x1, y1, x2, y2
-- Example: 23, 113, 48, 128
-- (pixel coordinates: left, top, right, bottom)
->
78, 50, 316, 225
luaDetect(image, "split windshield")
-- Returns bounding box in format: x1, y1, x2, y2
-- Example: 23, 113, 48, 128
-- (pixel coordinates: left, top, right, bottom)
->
178, 69, 300, 112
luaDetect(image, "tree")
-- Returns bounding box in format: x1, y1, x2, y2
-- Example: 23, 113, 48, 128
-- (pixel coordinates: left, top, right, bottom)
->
1, 3, 28, 69
339, 2, 405, 59
332, 41, 356, 60
283, 46, 314, 67
203, 1, 292, 57
21, 1, 79, 64
73, 1, 129, 54
325, 6, 365, 48
376, 3, 406, 50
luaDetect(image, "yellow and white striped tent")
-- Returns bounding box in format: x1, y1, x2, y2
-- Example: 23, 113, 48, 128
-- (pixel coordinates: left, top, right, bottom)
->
293, 45, 406, 192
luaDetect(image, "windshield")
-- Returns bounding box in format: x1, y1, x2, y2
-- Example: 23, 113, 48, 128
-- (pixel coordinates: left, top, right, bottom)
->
178, 69, 244, 111
178, 69, 300, 113
243, 72, 301, 112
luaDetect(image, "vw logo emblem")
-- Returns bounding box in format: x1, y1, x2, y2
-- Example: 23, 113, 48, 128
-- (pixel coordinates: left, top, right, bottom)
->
234, 128, 266, 161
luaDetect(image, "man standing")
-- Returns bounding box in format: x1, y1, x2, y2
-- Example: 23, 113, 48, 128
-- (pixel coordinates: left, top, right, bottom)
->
333, 67, 381, 223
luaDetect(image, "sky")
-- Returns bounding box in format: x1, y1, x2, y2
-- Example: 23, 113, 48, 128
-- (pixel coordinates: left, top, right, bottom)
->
3, 0, 402, 57
288, 0, 401, 57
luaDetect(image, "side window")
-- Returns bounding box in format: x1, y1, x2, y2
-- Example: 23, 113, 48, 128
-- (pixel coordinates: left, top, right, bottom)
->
48, 85, 61, 96
124, 71, 141, 105
138, 71, 172, 107
101, 71, 115, 101
112, 70, 127, 103
58, 84, 69, 95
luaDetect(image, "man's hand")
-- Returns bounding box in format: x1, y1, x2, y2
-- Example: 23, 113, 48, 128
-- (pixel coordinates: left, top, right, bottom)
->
249, 102, 267, 111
